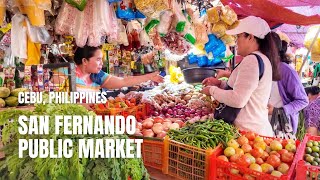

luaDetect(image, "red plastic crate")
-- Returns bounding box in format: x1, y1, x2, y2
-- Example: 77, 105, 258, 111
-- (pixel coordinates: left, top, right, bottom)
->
129, 136, 167, 172
164, 136, 222, 180
296, 134, 320, 180
209, 132, 301, 180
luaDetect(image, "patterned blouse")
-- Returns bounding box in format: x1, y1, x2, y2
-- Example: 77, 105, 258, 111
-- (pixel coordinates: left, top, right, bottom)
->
304, 97, 320, 131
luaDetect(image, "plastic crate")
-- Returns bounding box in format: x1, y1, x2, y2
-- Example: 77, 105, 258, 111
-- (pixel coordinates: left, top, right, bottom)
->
210, 133, 301, 180
163, 136, 222, 180
129, 136, 168, 172
296, 134, 320, 180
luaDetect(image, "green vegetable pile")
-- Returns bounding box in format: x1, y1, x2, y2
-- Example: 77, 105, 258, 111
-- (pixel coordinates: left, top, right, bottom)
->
167, 119, 239, 149
0, 96, 149, 180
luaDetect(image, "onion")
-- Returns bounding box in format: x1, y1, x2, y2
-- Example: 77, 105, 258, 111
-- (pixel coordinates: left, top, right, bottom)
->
185, 111, 190, 117
162, 121, 172, 131
135, 132, 143, 136
135, 128, 141, 134
165, 113, 172, 118
190, 114, 195, 118
162, 108, 168, 113
190, 109, 196, 114
174, 120, 184, 128
169, 123, 180, 130
136, 122, 142, 130
180, 115, 186, 119
177, 109, 183, 115
153, 117, 164, 124
153, 112, 159, 116
142, 119, 153, 129
143, 129, 155, 137
157, 131, 167, 138
167, 109, 173, 115
152, 123, 164, 134
173, 111, 177, 117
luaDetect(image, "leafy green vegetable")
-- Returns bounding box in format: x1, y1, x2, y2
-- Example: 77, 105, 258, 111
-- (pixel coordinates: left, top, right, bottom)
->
0, 100, 149, 180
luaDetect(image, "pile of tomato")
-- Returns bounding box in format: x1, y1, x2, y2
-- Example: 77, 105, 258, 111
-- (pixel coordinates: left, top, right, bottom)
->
217, 132, 296, 178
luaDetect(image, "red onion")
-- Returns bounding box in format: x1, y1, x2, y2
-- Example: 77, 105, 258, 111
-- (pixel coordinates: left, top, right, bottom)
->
167, 109, 173, 115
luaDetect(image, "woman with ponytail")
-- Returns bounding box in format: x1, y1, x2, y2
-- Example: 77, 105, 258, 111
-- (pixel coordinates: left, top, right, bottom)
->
202, 16, 280, 136
268, 32, 308, 136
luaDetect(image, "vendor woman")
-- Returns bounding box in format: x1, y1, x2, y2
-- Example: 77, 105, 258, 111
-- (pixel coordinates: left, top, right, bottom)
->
54, 45, 164, 92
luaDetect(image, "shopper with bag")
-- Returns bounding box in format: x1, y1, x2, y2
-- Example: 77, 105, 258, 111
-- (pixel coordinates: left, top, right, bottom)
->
202, 16, 280, 137
268, 33, 308, 139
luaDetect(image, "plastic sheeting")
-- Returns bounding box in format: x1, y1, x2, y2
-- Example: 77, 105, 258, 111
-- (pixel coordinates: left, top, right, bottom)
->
221, 0, 320, 27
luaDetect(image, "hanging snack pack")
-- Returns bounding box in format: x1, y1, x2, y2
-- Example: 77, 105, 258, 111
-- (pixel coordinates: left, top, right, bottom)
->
211, 21, 227, 38
134, 0, 170, 18
3, 67, 15, 91
220, 5, 237, 26
23, 66, 32, 88
207, 7, 220, 23
116, 0, 135, 20
0, 0, 5, 26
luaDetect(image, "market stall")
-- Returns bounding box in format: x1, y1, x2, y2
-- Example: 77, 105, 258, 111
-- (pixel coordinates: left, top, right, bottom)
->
0, 0, 320, 180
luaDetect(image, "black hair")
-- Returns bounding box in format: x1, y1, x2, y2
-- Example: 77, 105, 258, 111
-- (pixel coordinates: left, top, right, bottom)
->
244, 32, 281, 81
270, 32, 292, 64
73, 45, 101, 65
305, 86, 320, 96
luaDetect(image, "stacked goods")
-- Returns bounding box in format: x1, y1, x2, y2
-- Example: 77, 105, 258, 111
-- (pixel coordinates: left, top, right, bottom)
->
0, 87, 28, 107
135, 116, 185, 138
167, 119, 239, 149
296, 134, 320, 180
148, 92, 214, 120
213, 132, 299, 179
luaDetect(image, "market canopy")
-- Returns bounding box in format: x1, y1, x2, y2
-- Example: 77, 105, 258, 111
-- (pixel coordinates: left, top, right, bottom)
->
220, 0, 320, 27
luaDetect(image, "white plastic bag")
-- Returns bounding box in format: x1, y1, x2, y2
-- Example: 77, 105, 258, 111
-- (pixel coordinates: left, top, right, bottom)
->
26, 18, 52, 44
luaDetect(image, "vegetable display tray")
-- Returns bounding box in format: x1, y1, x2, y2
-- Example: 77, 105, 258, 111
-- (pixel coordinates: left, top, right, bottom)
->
210, 132, 301, 180
163, 136, 221, 180
296, 134, 320, 180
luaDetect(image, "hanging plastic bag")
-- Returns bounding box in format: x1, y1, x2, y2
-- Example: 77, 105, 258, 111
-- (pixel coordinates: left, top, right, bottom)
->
116, 0, 135, 20
270, 108, 296, 140
156, 10, 173, 36
26, 18, 52, 44
117, 20, 129, 46
34, 0, 52, 12
194, 23, 209, 47
304, 25, 320, 54
140, 29, 153, 47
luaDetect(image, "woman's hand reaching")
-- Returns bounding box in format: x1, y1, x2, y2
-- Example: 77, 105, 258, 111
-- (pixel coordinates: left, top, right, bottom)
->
149, 72, 164, 83
202, 77, 221, 87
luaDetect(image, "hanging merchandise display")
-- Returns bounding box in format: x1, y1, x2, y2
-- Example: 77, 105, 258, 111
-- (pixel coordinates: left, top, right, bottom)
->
65, 0, 87, 11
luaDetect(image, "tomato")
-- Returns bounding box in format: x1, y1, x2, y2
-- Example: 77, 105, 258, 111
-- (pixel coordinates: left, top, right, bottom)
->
237, 136, 249, 146
245, 132, 256, 141
249, 141, 254, 147
264, 138, 273, 146
261, 151, 270, 161
256, 157, 264, 165
282, 139, 289, 147
251, 147, 264, 158
253, 141, 267, 151
278, 149, 289, 155
266, 155, 281, 168
269, 151, 281, 158
281, 152, 294, 163
236, 155, 251, 167
230, 154, 241, 162
235, 148, 245, 156
242, 144, 253, 153
217, 155, 229, 162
